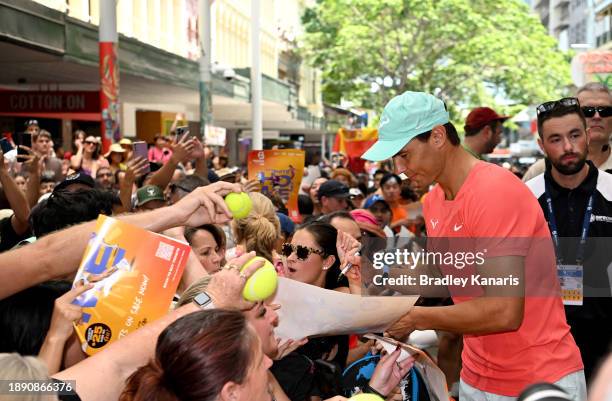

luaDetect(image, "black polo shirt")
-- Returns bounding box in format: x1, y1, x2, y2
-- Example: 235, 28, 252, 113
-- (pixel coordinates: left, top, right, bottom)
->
526, 160, 612, 381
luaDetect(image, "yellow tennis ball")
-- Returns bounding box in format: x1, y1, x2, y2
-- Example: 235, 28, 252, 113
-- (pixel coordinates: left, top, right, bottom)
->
350, 394, 384, 401
225, 192, 252, 219
240, 256, 278, 302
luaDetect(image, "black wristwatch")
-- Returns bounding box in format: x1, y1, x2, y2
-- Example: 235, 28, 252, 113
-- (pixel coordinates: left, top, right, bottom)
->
193, 292, 215, 310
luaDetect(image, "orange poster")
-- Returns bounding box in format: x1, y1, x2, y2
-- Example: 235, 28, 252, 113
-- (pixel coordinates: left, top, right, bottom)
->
248, 149, 305, 222
71, 215, 189, 355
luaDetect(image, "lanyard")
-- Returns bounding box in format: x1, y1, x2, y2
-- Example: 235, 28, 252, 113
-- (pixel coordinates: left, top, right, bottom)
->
544, 181, 593, 265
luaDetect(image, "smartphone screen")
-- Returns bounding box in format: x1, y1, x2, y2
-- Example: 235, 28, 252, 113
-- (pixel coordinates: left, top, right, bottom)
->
0, 138, 14, 153
132, 141, 150, 174
17, 133, 32, 156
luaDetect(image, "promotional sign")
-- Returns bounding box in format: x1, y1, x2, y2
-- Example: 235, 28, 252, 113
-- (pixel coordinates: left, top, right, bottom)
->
205, 125, 227, 146
71, 215, 189, 355
248, 149, 305, 221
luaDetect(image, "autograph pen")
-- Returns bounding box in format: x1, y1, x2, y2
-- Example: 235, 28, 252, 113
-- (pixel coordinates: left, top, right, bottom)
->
338, 251, 360, 281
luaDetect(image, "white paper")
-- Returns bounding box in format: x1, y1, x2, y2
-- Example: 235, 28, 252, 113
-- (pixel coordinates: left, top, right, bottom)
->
273, 277, 418, 340
365, 334, 449, 401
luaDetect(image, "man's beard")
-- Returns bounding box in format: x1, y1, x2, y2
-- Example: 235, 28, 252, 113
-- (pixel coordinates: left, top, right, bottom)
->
551, 152, 587, 175
484, 137, 500, 155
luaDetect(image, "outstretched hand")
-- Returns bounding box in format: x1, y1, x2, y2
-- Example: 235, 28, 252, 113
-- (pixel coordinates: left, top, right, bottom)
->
173, 181, 242, 226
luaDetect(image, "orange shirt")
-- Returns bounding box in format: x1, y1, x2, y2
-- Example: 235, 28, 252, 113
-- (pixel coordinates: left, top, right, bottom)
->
424, 162, 583, 396
388, 201, 408, 225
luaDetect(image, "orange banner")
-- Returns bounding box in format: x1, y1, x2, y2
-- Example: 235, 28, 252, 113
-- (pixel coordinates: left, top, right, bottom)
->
248, 149, 305, 222
71, 215, 189, 355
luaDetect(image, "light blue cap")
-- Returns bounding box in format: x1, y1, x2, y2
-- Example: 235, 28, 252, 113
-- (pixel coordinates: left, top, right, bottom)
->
361, 91, 450, 161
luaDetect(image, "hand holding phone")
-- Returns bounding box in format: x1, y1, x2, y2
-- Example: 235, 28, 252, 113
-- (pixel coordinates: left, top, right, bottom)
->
175, 125, 189, 139
17, 133, 32, 156
132, 141, 150, 174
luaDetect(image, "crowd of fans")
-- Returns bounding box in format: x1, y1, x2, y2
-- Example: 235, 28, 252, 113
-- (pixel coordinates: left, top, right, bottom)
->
0, 82, 611, 401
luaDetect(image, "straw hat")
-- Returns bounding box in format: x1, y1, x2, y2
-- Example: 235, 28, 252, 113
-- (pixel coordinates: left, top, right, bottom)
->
104, 143, 126, 158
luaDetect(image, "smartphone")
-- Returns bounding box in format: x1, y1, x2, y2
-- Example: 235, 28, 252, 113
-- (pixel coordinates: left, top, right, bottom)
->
176, 125, 189, 138
176, 125, 198, 141
16, 133, 32, 156
0, 138, 13, 153
132, 141, 151, 174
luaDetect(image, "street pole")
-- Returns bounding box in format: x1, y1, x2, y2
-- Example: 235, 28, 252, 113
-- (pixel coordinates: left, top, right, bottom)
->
199, 0, 213, 141
99, 0, 120, 153
251, 0, 263, 150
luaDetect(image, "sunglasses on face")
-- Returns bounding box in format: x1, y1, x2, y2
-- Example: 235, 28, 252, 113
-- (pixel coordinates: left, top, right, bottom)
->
536, 97, 580, 118
281, 243, 325, 260
581, 106, 612, 118
85, 141, 96, 145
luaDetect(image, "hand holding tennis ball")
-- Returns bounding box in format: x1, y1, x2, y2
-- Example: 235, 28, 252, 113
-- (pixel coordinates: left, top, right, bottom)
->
224, 192, 252, 219
241, 256, 278, 302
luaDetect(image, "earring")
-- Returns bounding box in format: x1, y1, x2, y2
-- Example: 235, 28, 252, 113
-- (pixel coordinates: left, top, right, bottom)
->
323, 265, 329, 270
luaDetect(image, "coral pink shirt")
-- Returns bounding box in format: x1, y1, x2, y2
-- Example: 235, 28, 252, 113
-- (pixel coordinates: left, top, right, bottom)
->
423, 162, 583, 396
148, 146, 172, 164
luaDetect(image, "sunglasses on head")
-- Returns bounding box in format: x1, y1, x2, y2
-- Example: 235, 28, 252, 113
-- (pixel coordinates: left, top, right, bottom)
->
581, 106, 612, 118
281, 243, 325, 260
536, 97, 580, 118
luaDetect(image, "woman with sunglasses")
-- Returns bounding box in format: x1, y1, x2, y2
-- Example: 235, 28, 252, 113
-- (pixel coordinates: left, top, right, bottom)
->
274, 221, 361, 401
70, 135, 108, 178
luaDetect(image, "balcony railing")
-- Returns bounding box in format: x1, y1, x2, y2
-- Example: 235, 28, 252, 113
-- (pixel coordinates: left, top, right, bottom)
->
596, 29, 612, 46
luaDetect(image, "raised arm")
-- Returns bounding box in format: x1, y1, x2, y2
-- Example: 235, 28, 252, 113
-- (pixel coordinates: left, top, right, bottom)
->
0, 149, 31, 235
192, 138, 209, 179
70, 141, 84, 171
117, 157, 149, 213
147, 134, 194, 190
0, 181, 242, 300
22, 147, 42, 208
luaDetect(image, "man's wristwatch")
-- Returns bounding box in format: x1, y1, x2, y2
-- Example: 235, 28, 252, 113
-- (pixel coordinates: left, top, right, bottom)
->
193, 292, 215, 310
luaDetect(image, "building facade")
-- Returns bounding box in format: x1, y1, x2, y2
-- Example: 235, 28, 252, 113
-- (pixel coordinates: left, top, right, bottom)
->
0, 0, 325, 162
532, 0, 612, 50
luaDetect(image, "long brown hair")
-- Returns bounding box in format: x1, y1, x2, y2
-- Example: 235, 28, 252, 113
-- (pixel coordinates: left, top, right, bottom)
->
120, 310, 256, 401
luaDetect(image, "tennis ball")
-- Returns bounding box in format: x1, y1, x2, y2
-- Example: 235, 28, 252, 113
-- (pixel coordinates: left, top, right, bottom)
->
224, 192, 252, 219
350, 394, 384, 401
240, 256, 278, 302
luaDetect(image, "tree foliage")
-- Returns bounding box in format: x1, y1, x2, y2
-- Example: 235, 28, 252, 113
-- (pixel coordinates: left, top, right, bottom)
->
301, 0, 572, 119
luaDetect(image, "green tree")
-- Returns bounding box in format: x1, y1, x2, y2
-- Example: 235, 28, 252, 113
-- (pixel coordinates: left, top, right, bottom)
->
301, 0, 572, 119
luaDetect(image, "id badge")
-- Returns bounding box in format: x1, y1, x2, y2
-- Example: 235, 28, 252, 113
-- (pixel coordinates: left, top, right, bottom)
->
557, 264, 583, 306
